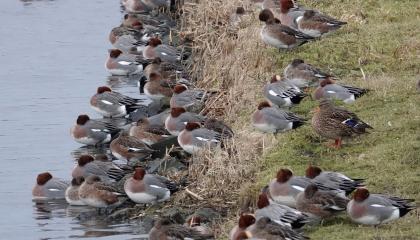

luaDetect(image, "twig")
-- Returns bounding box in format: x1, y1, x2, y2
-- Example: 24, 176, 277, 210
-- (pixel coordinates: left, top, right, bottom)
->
185, 188, 204, 200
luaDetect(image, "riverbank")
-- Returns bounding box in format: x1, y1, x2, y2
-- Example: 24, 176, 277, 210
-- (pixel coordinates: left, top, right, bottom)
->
178, 0, 419, 239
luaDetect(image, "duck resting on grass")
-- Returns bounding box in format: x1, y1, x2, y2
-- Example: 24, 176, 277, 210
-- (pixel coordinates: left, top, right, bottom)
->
311, 99, 372, 148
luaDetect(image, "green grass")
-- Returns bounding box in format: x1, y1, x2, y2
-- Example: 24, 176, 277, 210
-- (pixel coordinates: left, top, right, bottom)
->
238, 0, 420, 239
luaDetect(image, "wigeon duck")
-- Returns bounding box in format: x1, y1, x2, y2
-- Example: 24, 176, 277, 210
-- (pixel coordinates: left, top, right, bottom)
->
229, 214, 256, 240
166, 108, 234, 137
32, 172, 69, 200
72, 155, 126, 183
277, 0, 308, 30
65, 177, 86, 206
177, 122, 225, 154
284, 59, 333, 88
185, 215, 213, 236
170, 85, 207, 112
144, 57, 185, 79
105, 49, 145, 76
121, 0, 151, 13
259, 9, 314, 50
311, 99, 373, 148
129, 118, 169, 145
305, 165, 365, 195
124, 167, 177, 204
252, 101, 305, 133
313, 78, 369, 104
110, 131, 155, 161
143, 38, 182, 64
246, 217, 308, 240
143, 72, 174, 101
296, 184, 349, 219
78, 175, 120, 208
109, 26, 148, 53
70, 114, 119, 146
255, 193, 309, 228
263, 75, 307, 107
122, 13, 174, 30
296, 10, 347, 38
347, 188, 415, 226
149, 218, 214, 240
268, 168, 313, 208
90, 86, 145, 117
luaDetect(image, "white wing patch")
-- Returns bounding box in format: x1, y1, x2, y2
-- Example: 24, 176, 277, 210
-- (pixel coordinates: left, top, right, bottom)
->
268, 89, 280, 97
371, 204, 386, 208
327, 90, 336, 94
196, 137, 219, 143
296, 16, 303, 23
118, 61, 131, 65
101, 100, 113, 105
91, 129, 102, 132
291, 185, 305, 191
149, 185, 164, 189
48, 188, 61, 192
128, 147, 143, 152
161, 52, 168, 56
314, 74, 325, 78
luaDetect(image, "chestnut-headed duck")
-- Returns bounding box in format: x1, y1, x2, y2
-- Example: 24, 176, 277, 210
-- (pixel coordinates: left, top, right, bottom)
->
263, 75, 307, 107
110, 132, 155, 161
284, 58, 333, 88
105, 49, 145, 76
32, 172, 69, 200
143, 38, 182, 64
229, 214, 256, 240
143, 72, 174, 101
72, 155, 126, 183
70, 114, 119, 146
313, 78, 369, 104
246, 217, 308, 240
178, 122, 227, 154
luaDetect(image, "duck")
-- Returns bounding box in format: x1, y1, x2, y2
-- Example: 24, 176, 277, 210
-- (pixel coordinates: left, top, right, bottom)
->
109, 26, 148, 53
347, 188, 416, 226
72, 155, 126, 183
296, 10, 347, 38
78, 175, 120, 208
305, 165, 365, 195
70, 114, 119, 146
65, 177, 86, 206
246, 217, 308, 240
121, 0, 151, 13
284, 58, 333, 88
229, 214, 256, 240
178, 122, 227, 154
149, 218, 214, 240
296, 184, 349, 220
105, 49, 145, 76
255, 193, 309, 228
90, 86, 145, 117
263, 75, 307, 107
143, 72, 174, 101
122, 13, 175, 30
129, 118, 169, 145
311, 99, 373, 148
185, 215, 213, 236
259, 9, 314, 50
144, 57, 185, 80
32, 172, 69, 200
124, 167, 177, 204
268, 168, 312, 208
277, 0, 312, 30
141, 0, 171, 10
252, 101, 305, 133
110, 131, 156, 161
170, 85, 208, 112
165, 107, 233, 137
143, 38, 182, 64
313, 78, 369, 103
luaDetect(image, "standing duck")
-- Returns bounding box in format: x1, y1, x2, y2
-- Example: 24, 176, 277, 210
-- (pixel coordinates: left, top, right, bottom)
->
284, 59, 333, 88
124, 168, 177, 204
252, 101, 305, 133
32, 172, 69, 200
311, 99, 373, 148
263, 75, 307, 107
296, 184, 349, 220
347, 188, 415, 226
149, 218, 213, 240
90, 86, 145, 118
296, 10, 347, 38
313, 78, 369, 103
110, 131, 155, 161
305, 165, 365, 195
255, 193, 309, 228
259, 9, 314, 50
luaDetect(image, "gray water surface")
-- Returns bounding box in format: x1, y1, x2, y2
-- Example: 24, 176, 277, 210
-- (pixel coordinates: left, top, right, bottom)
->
0, 1, 143, 239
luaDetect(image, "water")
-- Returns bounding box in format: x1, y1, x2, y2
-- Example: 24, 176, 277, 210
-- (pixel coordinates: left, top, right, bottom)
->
0, 0, 143, 239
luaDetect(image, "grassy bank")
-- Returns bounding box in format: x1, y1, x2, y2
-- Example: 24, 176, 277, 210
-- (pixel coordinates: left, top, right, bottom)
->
180, 0, 419, 239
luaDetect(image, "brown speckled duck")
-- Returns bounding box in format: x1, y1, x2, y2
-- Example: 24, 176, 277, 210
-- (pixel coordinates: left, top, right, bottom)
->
311, 99, 372, 148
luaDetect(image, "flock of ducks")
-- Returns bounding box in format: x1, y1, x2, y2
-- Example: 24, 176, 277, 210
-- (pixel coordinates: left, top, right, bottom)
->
31, 0, 416, 239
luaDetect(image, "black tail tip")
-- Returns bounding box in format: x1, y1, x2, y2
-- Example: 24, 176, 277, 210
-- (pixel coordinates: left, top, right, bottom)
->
292, 121, 305, 129
290, 95, 306, 104
399, 207, 415, 217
